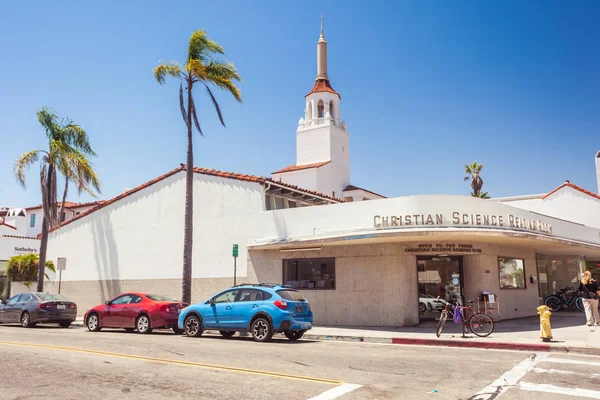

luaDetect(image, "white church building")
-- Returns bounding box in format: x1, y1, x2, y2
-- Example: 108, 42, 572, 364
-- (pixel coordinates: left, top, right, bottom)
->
31, 24, 600, 327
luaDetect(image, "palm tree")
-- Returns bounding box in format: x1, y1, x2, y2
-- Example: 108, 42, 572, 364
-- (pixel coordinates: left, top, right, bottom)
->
464, 161, 490, 199
154, 30, 242, 304
14, 108, 101, 291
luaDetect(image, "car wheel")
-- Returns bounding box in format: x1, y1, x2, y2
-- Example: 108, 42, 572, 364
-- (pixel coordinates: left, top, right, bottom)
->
220, 330, 236, 338
21, 312, 33, 328
184, 315, 203, 338
172, 326, 183, 335
426, 303, 433, 312
125, 328, 135, 333
136, 315, 152, 334
284, 330, 305, 341
87, 313, 101, 332
59, 322, 71, 328
250, 317, 273, 342
419, 302, 427, 313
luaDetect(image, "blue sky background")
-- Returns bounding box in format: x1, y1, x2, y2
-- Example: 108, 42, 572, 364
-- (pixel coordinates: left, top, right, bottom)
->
1, 1, 598, 206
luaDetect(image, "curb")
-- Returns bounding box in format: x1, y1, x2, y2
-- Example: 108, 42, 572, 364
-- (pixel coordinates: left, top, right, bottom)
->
390, 337, 552, 352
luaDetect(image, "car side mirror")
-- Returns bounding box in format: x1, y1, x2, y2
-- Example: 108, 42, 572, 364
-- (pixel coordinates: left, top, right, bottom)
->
105, 300, 111, 305
0, 299, 5, 305
209, 299, 215, 306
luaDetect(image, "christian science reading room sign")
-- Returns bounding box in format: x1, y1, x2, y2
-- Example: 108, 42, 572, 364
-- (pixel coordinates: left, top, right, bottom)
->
373, 212, 553, 234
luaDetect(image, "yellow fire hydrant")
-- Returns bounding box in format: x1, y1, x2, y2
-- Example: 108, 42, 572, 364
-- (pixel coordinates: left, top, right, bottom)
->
537, 305, 552, 342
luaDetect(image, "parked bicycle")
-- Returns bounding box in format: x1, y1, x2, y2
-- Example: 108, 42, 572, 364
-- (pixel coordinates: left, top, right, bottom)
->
543, 287, 584, 313
436, 298, 494, 338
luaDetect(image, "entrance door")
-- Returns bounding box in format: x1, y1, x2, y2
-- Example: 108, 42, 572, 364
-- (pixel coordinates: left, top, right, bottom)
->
417, 256, 463, 320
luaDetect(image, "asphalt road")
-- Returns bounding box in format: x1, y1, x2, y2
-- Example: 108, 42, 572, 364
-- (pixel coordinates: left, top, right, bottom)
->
0, 324, 598, 400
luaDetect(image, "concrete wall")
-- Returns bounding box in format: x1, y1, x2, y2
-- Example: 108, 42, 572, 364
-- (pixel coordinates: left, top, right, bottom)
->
249, 243, 419, 327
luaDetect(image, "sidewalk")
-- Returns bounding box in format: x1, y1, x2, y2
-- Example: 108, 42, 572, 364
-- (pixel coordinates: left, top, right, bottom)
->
72, 313, 600, 354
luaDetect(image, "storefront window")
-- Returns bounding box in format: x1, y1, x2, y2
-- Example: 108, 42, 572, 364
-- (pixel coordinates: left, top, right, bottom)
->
498, 257, 525, 289
283, 258, 335, 289
537, 254, 583, 299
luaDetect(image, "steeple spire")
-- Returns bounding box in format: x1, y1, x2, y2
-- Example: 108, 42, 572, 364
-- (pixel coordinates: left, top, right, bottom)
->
317, 12, 328, 80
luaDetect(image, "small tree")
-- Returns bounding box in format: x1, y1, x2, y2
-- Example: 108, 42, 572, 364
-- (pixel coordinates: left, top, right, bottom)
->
6, 254, 56, 289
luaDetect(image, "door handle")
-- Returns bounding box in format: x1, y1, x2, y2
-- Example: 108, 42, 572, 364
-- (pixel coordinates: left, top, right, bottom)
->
252, 304, 259, 308
225, 306, 232, 310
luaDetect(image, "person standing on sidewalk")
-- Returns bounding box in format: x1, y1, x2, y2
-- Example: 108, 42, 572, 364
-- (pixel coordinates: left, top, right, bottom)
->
578, 271, 600, 326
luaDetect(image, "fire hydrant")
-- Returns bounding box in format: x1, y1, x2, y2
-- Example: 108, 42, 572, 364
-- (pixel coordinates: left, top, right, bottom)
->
537, 305, 552, 342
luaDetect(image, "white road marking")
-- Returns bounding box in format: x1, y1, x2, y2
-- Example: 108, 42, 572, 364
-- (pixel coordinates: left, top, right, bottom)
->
542, 357, 600, 368
533, 367, 600, 378
307, 383, 363, 400
468, 353, 548, 400
519, 381, 600, 399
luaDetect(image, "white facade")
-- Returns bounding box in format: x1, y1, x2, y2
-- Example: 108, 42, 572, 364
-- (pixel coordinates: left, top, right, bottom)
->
26, 203, 100, 237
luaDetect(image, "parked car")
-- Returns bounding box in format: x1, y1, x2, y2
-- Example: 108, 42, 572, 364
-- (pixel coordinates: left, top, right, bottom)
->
84, 293, 188, 334
178, 283, 313, 342
0, 292, 77, 328
419, 294, 447, 312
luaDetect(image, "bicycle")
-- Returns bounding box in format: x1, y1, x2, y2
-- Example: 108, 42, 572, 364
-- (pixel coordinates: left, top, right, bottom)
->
543, 287, 585, 313
436, 298, 494, 338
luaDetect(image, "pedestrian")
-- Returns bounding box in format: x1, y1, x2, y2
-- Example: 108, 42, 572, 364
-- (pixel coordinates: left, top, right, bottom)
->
578, 271, 600, 326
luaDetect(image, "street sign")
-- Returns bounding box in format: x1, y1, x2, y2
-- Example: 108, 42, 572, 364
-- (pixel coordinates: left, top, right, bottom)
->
232, 244, 239, 258
57, 257, 67, 271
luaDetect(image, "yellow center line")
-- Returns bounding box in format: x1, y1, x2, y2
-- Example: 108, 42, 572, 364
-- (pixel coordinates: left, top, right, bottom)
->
0, 340, 342, 385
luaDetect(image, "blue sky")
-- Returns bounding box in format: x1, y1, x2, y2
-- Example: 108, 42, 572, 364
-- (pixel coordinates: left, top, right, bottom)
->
1, 1, 599, 206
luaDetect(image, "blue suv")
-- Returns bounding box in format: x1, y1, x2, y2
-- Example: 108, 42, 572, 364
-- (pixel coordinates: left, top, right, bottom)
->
178, 283, 313, 342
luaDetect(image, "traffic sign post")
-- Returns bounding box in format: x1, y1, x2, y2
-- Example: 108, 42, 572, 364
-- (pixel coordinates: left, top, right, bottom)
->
57, 257, 67, 294
232, 244, 239, 286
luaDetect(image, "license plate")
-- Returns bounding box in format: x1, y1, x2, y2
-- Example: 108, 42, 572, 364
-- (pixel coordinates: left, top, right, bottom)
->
57, 305, 66, 310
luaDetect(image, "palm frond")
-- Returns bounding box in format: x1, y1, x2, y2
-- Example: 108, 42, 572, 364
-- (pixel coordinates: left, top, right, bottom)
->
154, 62, 183, 85
14, 150, 40, 187
37, 108, 59, 139
204, 84, 225, 127
186, 59, 207, 81
189, 95, 203, 136
62, 124, 95, 156
187, 29, 224, 63
179, 83, 189, 129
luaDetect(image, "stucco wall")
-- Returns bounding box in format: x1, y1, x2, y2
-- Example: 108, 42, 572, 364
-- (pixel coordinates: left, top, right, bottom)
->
46, 170, 265, 282
0, 235, 40, 261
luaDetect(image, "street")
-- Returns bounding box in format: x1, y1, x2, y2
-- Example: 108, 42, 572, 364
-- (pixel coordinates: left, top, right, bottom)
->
1, 325, 599, 399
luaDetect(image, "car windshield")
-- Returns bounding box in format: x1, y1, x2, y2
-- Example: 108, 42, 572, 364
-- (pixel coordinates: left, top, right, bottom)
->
146, 294, 179, 302
36, 293, 70, 302
276, 290, 306, 301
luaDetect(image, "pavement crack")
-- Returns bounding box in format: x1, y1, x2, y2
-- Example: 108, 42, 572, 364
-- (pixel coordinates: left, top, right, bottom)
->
348, 365, 407, 376
288, 360, 313, 367
164, 350, 185, 356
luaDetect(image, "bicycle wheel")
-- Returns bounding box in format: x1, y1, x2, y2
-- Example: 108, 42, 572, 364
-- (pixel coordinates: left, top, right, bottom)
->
436, 311, 448, 337
469, 313, 494, 337
544, 295, 562, 312
575, 297, 585, 313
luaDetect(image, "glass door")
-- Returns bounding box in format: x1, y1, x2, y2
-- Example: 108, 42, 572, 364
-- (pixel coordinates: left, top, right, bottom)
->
417, 256, 463, 320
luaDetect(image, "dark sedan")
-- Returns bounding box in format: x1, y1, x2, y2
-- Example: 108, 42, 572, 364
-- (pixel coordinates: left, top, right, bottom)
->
0, 292, 77, 328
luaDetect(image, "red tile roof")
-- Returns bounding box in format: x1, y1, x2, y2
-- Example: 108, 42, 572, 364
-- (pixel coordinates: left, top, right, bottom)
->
305, 79, 340, 98
2, 234, 39, 240
343, 185, 387, 198
49, 165, 344, 233
272, 161, 331, 174
26, 200, 104, 211
542, 181, 600, 202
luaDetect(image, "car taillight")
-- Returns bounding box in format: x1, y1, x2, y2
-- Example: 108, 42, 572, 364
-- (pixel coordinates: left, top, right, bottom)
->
38, 303, 51, 309
69, 303, 76, 309
160, 304, 176, 313
273, 300, 288, 310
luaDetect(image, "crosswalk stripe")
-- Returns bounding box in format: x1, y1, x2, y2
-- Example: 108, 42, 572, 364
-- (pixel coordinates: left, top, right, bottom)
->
542, 358, 600, 368
519, 381, 600, 399
533, 367, 600, 378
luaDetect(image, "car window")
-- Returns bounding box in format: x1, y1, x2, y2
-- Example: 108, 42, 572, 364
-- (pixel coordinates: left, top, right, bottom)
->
146, 294, 178, 302
236, 289, 260, 302
20, 294, 32, 303
213, 290, 238, 303
276, 290, 306, 301
130, 295, 142, 304
6, 294, 21, 305
257, 290, 272, 301
111, 295, 135, 305
36, 293, 70, 302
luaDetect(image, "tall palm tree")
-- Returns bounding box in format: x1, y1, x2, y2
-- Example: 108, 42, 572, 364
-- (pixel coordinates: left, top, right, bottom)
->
154, 30, 242, 304
464, 161, 490, 199
14, 108, 101, 291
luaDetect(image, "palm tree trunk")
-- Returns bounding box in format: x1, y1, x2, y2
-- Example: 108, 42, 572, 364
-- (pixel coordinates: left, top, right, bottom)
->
182, 78, 194, 304
37, 165, 54, 292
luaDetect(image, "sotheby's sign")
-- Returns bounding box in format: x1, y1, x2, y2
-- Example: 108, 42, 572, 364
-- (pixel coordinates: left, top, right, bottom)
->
373, 212, 553, 234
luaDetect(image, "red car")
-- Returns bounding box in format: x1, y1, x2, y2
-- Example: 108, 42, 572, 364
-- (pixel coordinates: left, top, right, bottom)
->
84, 292, 188, 334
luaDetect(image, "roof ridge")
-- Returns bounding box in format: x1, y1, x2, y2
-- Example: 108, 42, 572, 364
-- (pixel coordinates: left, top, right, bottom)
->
542, 181, 600, 201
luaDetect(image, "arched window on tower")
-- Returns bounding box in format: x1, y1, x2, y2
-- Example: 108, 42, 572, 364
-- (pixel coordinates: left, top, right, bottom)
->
306, 101, 313, 125
317, 100, 324, 118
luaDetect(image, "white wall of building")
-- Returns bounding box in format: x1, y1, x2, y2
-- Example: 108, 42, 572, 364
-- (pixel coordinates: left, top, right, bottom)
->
26, 205, 97, 237
500, 187, 600, 229
47, 171, 266, 282
0, 235, 40, 261
272, 167, 319, 194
